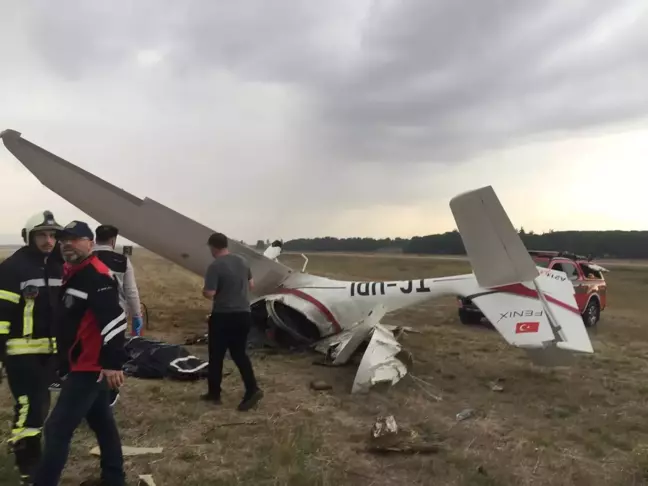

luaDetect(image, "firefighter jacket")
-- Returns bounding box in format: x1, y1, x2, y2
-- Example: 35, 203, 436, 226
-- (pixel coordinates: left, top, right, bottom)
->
54, 254, 128, 375
0, 246, 63, 360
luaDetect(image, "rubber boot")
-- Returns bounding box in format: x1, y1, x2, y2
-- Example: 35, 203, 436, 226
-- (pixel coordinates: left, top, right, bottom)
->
10, 435, 41, 485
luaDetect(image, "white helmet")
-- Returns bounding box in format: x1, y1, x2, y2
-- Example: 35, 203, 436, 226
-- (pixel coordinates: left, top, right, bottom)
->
21, 210, 63, 243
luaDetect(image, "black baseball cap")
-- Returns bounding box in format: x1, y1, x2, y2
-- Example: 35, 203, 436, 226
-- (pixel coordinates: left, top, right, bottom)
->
56, 220, 94, 240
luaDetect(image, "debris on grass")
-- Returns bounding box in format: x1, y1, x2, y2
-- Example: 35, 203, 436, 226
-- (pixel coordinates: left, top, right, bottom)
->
489, 381, 504, 392
456, 408, 475, 421
365, 415, 443, 454
184, 333, 207, 345
90, 446, 163, 456
370, 415, 399, 442
365, 443, 441, 454
137, 474, 157, 486
310, 379, 332, 391
216, 420, 258, 427
409, 374, 443, 401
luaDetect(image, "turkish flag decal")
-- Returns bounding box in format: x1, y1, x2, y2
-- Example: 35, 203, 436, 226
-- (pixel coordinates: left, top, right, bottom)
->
515, 321, 540, 333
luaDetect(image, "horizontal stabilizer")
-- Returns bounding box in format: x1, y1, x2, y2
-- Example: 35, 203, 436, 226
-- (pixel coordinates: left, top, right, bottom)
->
468, 268, 593, 357
470, 284, 556, 347
449, 186, 539, 288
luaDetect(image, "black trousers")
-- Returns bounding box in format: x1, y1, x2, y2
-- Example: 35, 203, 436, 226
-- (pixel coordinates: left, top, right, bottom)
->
32, 371, 125, 486
208, 311, 259, 397
5, 354, 56, 480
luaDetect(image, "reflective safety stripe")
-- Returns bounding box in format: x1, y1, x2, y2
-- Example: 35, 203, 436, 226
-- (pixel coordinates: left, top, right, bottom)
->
101, 312, 128, 344
20, 278, 46, 289
8, 395, 34, 444
22, 299, 35, 336
65, 288, 88, 300
0, 290, 20, 304
7, 395, 41, 443
0, 321, 9, 334
6, 337, 57, 355
101, 312, 126, 337
19, 278, 62, 289
9, 427, 41, 444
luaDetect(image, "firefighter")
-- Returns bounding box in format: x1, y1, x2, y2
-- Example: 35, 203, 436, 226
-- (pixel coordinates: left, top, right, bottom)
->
0, 210, 64, 484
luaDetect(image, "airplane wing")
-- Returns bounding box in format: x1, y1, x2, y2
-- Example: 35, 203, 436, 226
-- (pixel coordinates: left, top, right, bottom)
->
0, 129, 293, 297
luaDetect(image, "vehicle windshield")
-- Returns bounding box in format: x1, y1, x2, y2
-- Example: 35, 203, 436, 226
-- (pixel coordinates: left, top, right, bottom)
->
533, 259, 550, 268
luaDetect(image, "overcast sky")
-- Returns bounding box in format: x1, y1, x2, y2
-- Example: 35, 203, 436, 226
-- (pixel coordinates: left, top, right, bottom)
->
1, 0, 647, 244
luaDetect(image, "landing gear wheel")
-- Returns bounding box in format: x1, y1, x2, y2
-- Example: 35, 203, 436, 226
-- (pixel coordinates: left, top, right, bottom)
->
458, 309, 482, 325
583, 299, 600, 328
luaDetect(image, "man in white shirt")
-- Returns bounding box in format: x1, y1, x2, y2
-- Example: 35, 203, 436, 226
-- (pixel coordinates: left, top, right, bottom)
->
93, 225, 143, 336
262, 240, 283, 261
93, 224, 143, 408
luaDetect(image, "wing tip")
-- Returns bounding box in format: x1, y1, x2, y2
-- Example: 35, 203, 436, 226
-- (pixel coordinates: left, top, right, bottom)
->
0, 129, 22, 140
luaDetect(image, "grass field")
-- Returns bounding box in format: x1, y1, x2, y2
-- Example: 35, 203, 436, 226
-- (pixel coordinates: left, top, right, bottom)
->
1, 249, 648, 485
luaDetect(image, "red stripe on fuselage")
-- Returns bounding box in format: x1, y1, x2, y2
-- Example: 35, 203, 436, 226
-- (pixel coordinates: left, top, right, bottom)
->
276, 288, 342, 334
494, 283, 581, 315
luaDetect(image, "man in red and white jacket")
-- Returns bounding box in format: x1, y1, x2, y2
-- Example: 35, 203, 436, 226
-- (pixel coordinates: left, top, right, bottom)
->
33, 221, 128, 486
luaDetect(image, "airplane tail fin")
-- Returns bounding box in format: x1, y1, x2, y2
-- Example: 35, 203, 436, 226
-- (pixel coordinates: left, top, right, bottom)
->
449, 185, 539, 288
449, 186, 593, 360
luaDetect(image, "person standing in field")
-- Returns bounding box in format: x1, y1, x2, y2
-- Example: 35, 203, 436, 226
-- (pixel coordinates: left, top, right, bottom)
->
201, 232, 263, 411
0, 211, 64, 485
32, 221, 128, 486
92, 224, 144, 409
93, 224, 144, 337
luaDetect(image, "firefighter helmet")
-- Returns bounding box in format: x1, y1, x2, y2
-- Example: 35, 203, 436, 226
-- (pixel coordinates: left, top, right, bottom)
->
21, 210, 63, 243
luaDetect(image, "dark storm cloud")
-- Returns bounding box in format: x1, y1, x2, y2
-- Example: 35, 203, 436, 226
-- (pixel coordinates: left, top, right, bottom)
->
15, 0, 648, 166
312, 0, 648, 163
16, 0, 353, 82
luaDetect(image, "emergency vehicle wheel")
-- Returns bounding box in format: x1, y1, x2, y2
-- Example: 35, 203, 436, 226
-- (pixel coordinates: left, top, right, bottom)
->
583, 299, 600, 328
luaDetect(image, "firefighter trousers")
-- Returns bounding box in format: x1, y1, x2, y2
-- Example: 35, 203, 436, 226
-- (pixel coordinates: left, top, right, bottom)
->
4, 354, 56, 482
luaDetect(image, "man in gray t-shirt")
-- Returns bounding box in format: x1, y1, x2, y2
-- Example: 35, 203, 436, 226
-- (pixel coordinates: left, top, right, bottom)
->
201, 232, 263, 411
204, 253, 252, 314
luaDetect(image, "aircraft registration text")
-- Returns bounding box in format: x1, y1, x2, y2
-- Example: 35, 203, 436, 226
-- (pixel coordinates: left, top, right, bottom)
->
349, 279, 432, 296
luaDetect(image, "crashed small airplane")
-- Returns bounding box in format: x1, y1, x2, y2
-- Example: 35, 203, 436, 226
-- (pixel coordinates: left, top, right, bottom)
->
1, 129, 594, 393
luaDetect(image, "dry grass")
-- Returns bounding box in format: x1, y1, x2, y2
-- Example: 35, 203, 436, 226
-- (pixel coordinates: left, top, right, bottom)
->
1, 250, 648, 485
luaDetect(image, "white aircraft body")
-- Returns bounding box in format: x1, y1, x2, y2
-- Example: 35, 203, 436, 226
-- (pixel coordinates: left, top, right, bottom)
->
0, 129, 594, 393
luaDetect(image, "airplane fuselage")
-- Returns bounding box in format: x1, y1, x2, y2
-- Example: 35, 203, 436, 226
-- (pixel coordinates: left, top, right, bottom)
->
252, 271, 479, 342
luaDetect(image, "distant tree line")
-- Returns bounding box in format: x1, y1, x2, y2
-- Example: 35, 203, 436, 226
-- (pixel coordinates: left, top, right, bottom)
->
281, 229, 648, 259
